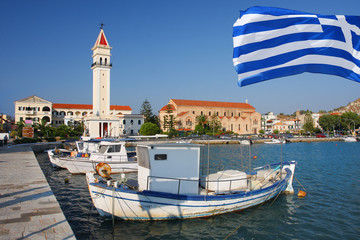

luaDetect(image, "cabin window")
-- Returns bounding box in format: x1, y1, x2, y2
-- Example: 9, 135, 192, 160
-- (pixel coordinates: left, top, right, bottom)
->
98, 145, 108, 154
137, 146, 150, 169
154, 154, 167, 160
108, 145, 121, 153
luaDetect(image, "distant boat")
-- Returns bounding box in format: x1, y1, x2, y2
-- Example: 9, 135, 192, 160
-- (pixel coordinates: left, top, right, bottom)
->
343, 136, 357, 142
49, 140, 137, 174
86, 143, 296, 220
264, 139, 286, 144
239, 139, 252, 145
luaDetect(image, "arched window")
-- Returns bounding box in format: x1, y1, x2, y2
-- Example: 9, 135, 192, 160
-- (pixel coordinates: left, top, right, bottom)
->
42, 106, 50, 112
60, 111, 66, 116
123, 120, 126, 124
52, 111, 58, 116
100, 57, 102, 65
42, 116, 50, 123
82, 112, 87, 116
105, 58, 107, 65
67, 111, 73, 116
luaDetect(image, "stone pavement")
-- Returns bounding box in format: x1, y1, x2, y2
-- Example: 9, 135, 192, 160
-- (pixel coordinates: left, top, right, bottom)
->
0, 144, 75, 240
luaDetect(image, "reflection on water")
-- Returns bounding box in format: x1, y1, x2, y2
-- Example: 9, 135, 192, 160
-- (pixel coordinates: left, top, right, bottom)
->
35, 141, 360, 239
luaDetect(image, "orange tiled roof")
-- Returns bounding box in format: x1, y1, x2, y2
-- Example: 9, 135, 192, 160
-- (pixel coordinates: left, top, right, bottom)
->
330, 112, 342, 115
160, 104, 176, 111
171, 99, 255, 109
53, 103, 131, 111
177, 111, 188, 116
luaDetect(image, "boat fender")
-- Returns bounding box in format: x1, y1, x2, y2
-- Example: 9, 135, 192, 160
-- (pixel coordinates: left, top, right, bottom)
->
298, 190, 306, 198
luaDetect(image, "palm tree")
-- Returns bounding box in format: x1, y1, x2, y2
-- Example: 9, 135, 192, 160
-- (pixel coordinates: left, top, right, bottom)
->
196, 115, 207, 128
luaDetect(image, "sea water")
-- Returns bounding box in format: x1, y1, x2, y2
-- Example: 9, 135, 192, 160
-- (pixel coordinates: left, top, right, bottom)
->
35, 141, 360, 239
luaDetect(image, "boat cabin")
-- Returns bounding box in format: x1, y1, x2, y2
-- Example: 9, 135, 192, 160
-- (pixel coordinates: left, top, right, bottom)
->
90, 141, 130, 162
136, 144, 201, 195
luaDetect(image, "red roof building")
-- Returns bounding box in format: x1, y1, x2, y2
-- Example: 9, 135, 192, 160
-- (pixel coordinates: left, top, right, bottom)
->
159, 99, 261, 134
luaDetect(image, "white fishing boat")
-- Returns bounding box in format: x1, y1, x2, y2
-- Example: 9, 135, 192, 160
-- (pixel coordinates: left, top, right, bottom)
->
86, 143, 296, 220
48, 139, 105, 168
239, 139, 252, 145
343, 136, 357, 142
264, 138, 286, 144
50, 140, 137, 174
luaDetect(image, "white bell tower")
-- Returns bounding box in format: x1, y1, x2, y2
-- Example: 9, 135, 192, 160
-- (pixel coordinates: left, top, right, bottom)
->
91, 26, 112, 117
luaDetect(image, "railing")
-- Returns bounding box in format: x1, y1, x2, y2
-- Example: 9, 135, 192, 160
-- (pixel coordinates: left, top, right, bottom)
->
25, 110, 35, 115
145, 162, 295, 195
146, 175, 251, 195
91, 62, 112, 67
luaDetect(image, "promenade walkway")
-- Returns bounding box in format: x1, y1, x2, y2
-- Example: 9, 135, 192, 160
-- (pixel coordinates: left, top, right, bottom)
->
0, 144, 75, 240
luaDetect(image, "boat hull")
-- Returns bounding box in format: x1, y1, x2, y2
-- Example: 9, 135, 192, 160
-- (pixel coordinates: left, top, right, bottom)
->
86, 168, 292, 220
65, 158, 137, 174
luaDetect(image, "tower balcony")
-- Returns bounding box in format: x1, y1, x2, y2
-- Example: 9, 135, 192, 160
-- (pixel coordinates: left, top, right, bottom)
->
91, 62, 112, 68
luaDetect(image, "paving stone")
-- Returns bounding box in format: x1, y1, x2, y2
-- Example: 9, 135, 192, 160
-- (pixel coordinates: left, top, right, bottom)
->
0, 144, 75, 239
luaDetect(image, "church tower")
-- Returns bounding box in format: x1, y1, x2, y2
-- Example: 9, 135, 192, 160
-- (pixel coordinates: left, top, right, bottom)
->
91, 27, 112, 117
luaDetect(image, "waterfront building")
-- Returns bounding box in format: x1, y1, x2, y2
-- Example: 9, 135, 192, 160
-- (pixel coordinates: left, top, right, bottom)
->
14, 96, 132, 125
158, 99, 261, 134
14, 27, 144, 137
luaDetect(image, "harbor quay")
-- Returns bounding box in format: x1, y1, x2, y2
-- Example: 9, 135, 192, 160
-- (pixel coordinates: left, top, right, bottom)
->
0, 143, 75, 240
0, 136, 346, 239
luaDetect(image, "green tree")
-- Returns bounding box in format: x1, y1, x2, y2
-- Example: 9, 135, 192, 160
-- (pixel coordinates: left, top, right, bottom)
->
163, 104, 176, 131
196, 115, 207, 128
319, 114, 340, 132
140, 99, 161, 128
53, 124, 70, 139
341, 112, 360, 133
34, 118, 53, 138
139, 122, 160, 135
303, 111, 315, 133
15, 121, 25, 137
207, 115, 222, 134
194, 124, 205, 135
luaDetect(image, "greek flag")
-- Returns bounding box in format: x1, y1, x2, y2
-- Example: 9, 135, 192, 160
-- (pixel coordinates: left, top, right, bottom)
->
233, 6, 360, 87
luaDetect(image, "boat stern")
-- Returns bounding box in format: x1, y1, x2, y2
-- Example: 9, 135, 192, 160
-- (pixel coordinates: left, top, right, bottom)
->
282, 161, 296, 194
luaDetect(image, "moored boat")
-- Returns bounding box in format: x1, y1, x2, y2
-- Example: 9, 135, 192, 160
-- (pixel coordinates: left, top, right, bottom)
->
86, 143, 296, 220
343, 136, 357, 142
51, 140, 137, 174
264, 138, 286, 144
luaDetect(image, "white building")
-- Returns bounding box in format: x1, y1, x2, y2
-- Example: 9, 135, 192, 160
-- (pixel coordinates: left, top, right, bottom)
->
14, 28, 144, 137
84, 27, 144, 138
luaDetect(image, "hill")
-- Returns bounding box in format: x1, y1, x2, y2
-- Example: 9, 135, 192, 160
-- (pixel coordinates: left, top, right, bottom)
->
334, 98, 360, 115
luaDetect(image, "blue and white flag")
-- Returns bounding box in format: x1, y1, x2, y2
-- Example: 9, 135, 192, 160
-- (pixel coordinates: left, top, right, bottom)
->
233, 6, 360, 87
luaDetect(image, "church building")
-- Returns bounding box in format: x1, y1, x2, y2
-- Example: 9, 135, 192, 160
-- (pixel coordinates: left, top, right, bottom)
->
159, 99, 261, 134
14, 27, 144, 138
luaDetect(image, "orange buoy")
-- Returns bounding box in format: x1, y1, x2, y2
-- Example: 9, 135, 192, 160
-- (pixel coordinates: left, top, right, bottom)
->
96, 163, 112, 178
298, 190, 307, 198
253, 156, 257, 159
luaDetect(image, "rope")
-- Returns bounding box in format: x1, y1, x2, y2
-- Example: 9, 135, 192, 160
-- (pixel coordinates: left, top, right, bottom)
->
294, 175, 306, 191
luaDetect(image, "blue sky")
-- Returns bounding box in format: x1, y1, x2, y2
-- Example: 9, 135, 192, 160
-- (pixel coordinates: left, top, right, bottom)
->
1, 0, 359, 117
